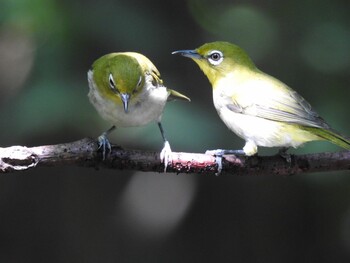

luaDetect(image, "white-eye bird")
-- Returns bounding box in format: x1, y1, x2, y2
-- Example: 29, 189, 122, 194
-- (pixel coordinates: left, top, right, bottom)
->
173, 41, 350, 157
88, 52, 190, 169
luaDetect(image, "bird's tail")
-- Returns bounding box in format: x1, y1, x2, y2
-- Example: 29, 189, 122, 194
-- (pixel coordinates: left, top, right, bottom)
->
303, 127, 350, 150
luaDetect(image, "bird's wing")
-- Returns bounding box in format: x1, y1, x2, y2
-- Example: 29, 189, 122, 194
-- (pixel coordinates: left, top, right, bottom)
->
144, 64, 190, 102
225, 75, 330, 129
167, 89, 191, 102
126, 51, 165, 87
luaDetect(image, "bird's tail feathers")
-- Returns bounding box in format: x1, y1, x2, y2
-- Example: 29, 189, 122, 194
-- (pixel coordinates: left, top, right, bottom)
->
167, 89, 191, 102
303, 127, 350, 150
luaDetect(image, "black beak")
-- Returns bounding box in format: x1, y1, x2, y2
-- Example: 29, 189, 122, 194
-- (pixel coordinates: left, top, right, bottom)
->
172, 50, 202, 59
120, 93, 130, 113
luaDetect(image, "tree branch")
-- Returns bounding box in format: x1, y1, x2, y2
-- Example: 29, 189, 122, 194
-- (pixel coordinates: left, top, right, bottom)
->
0, 138, 349, 175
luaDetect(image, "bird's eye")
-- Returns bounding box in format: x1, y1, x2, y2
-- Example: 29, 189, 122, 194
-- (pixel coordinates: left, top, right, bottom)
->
108, 73, 118, 92
133, 76, 143, 94
208, 50, 223, 65
210, 53, 221, 61
137, 76, 142, 88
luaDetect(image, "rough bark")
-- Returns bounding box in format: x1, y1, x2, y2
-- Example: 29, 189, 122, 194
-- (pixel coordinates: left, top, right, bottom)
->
0, 138, 349, 175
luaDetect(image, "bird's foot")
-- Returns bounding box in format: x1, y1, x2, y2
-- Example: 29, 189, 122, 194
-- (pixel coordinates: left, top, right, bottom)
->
160, 141, 172, 172
97, 126, 116, 160
278, 147, 292, 163
97, 132, 112, 160
205, 149, 246, 175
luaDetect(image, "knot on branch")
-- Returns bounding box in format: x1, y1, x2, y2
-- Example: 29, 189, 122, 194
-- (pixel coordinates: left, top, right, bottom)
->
0, 146, 38, 172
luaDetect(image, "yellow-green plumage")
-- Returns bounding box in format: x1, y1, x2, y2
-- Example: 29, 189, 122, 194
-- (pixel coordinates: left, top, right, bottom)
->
88, 52, 190, 166
173, 41, 350, 155
92, 53, 146, 107
301, 127, 350, 150
88, 52, 190, 127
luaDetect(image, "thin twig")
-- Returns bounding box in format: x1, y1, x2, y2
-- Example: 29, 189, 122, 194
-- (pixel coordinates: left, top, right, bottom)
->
0, 138, 349, 175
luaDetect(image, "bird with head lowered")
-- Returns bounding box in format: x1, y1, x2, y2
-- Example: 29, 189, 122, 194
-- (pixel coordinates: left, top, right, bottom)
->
88, 52, 190, 170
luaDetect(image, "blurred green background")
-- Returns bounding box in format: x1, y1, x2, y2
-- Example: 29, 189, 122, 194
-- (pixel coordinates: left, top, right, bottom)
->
1, 0, 350, 262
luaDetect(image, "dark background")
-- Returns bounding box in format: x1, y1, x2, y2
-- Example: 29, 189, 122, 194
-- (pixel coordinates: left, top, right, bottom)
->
1, 0, 350, 262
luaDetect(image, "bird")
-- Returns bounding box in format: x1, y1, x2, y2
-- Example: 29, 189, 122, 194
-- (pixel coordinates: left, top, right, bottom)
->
88, 52, 190, 170
172, 41, 350, 159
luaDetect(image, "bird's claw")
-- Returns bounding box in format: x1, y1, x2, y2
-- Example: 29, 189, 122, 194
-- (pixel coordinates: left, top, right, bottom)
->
205, 149, 246, 175
205, 149, 224, 175
214, 155, 223, 176
278, 147, 292, 163
97, 133, 112, 160
160, 141, 172, 172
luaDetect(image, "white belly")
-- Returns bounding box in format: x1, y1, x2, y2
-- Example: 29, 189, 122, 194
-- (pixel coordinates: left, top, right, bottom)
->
88, 73, 168, 127
213, 93, 318, 149
216, 106, 291, 146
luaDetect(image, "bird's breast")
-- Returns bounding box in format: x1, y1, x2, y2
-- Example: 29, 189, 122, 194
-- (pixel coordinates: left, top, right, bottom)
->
212, 89, 319, 148
88, 77, 168, 127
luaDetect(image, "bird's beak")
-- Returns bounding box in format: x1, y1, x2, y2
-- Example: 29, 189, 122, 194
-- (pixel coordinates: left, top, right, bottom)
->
172, 50, 201, 59
120, 93, 130, 113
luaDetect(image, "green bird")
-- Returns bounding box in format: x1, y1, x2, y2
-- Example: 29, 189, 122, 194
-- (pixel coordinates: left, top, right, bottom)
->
173, 41, 350, 157
88, 52, 190, 169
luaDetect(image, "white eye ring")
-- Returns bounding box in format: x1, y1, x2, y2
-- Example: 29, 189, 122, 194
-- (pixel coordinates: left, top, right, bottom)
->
137, 76, 142, 87
207, 50, 223, 65
109, 73, 117, 91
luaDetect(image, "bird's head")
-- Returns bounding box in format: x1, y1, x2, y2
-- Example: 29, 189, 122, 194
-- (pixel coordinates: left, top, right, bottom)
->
91, 53, 146, 113
172, 41, 256, 86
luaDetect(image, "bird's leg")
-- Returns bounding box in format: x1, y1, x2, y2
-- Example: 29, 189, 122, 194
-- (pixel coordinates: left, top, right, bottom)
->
206, 141, 257, 175
158, 122, 172, 172
97, 125, 116, 160
206, 140, 254, 156
205, 149, 246, 175
278, 147, 292, 163
205, 149, 245, 156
